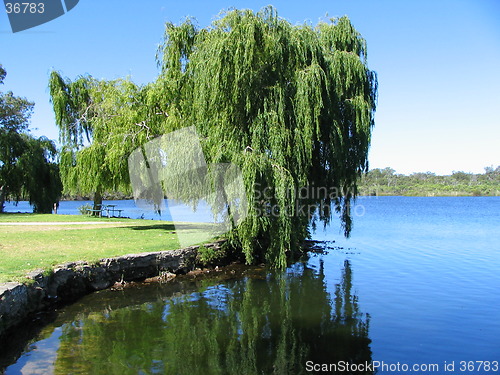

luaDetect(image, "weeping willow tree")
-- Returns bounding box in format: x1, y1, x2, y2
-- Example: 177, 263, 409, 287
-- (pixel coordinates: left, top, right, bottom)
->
157, 7, 377, 267
48, 73, 146, 210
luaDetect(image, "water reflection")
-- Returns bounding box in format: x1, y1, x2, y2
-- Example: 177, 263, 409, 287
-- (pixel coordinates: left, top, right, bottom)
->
6, 261, 372, 375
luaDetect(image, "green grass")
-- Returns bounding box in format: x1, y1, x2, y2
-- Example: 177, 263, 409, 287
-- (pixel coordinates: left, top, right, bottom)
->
0, 213, 214, 283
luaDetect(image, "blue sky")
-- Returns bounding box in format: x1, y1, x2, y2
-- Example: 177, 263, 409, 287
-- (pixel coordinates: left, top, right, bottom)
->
1, 0, 499, 175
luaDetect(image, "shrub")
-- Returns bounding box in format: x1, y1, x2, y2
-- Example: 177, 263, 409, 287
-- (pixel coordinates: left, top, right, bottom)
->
78, 203, 93, 215
197, 245, 226, 266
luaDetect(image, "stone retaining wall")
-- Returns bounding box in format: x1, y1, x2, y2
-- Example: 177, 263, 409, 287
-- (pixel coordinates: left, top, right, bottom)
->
0, 240, 225, 339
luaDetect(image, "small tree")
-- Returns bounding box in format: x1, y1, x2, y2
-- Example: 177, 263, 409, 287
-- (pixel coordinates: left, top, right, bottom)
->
0, 64, 62, 212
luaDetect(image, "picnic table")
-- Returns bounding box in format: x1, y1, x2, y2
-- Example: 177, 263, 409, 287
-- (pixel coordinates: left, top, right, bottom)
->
88, 204, 123, 218
102, 204, 123, 218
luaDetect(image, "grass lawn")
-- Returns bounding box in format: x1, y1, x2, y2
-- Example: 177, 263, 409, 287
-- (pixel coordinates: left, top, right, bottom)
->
0, 213, 214, 283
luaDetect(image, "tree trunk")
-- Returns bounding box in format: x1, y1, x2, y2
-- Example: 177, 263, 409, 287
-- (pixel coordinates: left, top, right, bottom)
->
93, 190, 103, 217
0, 185, 6, 213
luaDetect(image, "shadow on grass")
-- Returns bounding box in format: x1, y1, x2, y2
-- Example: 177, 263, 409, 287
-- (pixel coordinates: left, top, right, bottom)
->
173, 223, 219, 231
127, 223, 218, 232
127, 223, 176, 231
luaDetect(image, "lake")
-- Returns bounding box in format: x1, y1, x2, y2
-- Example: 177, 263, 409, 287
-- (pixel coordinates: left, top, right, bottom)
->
4, 199, 171, 221
2, 197, 500, 374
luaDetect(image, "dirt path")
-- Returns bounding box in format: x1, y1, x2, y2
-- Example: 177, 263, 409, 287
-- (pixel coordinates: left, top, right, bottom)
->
0, 222, 126, 225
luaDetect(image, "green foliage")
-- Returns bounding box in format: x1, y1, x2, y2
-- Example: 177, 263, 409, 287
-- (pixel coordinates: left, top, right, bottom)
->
48, 72, 95, 146
0, 64, 62, 213
359, 166, 500, 196
0, 65, 6, 84
78, 203, 93, 215
0, 64, 35, 208
19, 136, 62, 213
196, 245, 227, 266
42, 268, 55, 277
0, 125, 25, 206
49, 73, 146, 202
157, 7, 377, 267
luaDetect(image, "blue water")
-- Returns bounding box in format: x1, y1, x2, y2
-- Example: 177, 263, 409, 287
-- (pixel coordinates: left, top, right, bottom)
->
3, 199, 232, 223
4, 199, 173, 220
2, 197, 500, 374
312, 196, 500, 369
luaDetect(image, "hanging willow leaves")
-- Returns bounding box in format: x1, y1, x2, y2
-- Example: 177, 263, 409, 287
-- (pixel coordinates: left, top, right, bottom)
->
49, 72, 96, 147
49, 73, 150, 208
157, 7, 377, 267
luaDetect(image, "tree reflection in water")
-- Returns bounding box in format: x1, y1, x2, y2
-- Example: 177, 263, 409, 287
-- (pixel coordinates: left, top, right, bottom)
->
53, 260, 372, 374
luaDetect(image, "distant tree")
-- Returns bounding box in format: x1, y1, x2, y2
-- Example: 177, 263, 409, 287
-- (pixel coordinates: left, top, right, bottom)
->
157, 7, 377, 267
483, 166, 500, 181
451, 171, 471, 185
362, 167, 396, 189
19, 136, 62, 213
0, 122, 27, 211
0, 64, 62, 212
410, 172, 436, 182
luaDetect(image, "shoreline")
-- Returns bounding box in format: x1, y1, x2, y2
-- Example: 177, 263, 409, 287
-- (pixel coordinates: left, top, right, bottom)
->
0, 240, 229, 341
